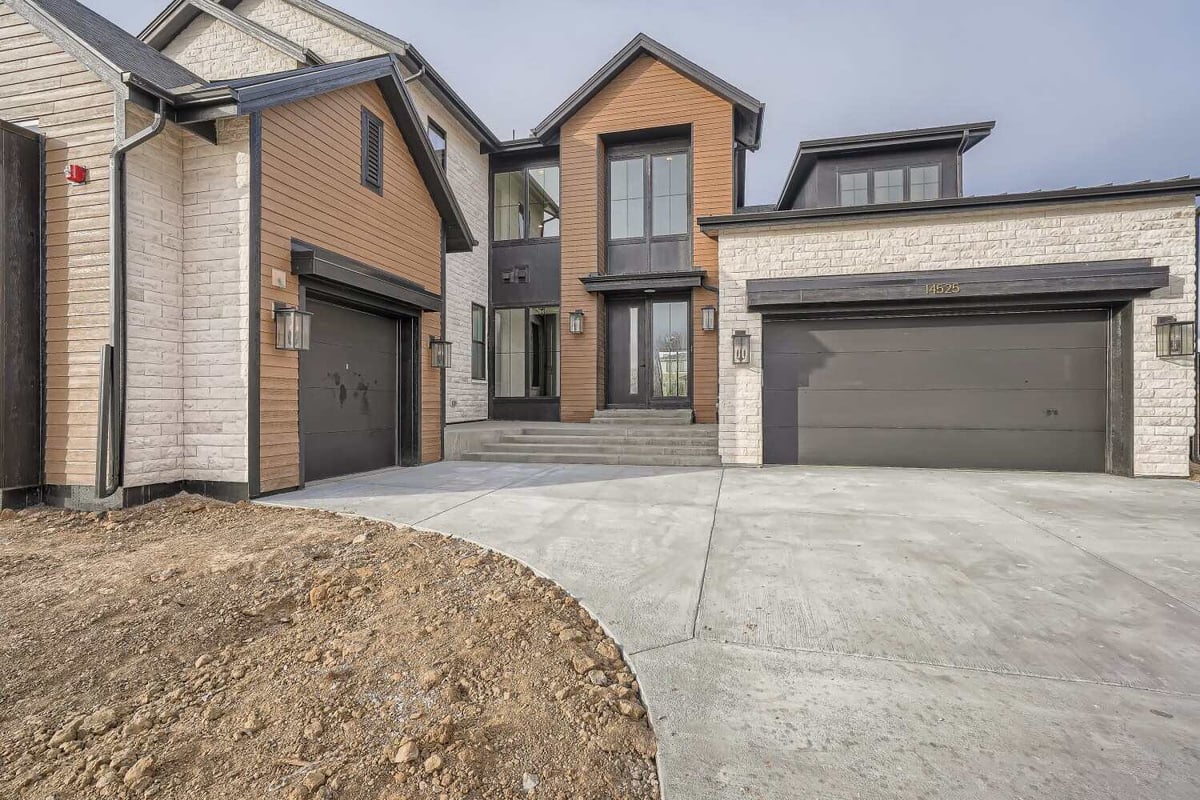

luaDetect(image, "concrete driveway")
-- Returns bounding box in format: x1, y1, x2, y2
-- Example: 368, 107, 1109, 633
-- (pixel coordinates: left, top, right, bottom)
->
267, 462, 1200, 799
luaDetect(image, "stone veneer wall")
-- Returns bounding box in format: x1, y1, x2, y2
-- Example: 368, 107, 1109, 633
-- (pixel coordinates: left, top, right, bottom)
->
716, 196, 1197, 476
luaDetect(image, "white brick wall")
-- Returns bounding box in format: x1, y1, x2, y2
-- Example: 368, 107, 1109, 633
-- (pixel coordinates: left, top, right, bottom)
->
124, 105, 185, 486
164, 0, 491, 423
717, 196, 1198, 476
181, 117, 251, 483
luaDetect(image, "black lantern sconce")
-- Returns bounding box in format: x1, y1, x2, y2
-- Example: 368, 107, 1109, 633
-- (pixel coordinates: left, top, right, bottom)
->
731, 329, 751, 364
273, 303, 312, 351
701, 305, 717, 332
1156, 316, 1195, 358
568, 309, 585, 335
429, 336, 452, 369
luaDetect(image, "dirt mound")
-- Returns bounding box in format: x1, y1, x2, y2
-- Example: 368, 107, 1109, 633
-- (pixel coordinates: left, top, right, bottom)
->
0, 498, 658, 799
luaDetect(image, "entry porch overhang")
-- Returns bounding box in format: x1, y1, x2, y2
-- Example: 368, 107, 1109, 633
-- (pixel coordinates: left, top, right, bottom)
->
581, 269, 707, 294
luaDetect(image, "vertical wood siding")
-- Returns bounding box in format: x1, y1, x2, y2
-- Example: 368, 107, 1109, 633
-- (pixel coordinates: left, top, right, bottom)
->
0, 3, 115, 485
559, 54, 733, 423
258, 80, 443, 493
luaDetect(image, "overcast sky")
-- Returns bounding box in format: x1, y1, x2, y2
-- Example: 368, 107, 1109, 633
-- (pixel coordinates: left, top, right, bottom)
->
93, 0, 1199, 207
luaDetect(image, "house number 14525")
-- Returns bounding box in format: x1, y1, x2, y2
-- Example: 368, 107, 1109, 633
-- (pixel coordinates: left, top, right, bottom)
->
925, 282, 961, 294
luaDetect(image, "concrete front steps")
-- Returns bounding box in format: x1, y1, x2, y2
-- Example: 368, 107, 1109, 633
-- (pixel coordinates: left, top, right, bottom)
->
459, 409, 720, 467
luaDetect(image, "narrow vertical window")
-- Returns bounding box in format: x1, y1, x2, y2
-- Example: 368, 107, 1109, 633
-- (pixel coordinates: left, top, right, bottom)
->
471, 304, 486, 380
494, 308, 525, 397
527, 166, 560, 238
910, 164, 941, 201
651, 153, 689, 235
361, 108, 384, 193
838, 171, 867, 206
427, 118, 447, 168
609, 157, 644, 240
493, 171, 524, 241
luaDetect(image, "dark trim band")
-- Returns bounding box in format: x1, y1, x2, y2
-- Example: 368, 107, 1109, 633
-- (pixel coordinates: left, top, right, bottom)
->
581, 269, 706, 294
291, 241, 442, 312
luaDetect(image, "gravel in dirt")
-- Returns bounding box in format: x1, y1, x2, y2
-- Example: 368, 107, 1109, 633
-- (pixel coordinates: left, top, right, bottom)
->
0, 497, 659, 799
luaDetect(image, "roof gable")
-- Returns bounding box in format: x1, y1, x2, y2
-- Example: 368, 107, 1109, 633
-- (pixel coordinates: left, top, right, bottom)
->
532, 32, 764, 150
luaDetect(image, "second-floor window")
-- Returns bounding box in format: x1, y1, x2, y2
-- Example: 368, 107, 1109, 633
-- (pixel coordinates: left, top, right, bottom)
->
839, 164, 942, 206
493, 165, 561, 241
428, 118, 447, 168
608, 151, 690, 241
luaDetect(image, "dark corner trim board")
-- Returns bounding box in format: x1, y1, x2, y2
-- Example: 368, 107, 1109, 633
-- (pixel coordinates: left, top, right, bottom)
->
703, 177, 1200, 233
580, 269, 706, 294
291, 241, 442, 312
746, 259, 1167, 312
248, 112, 262, 499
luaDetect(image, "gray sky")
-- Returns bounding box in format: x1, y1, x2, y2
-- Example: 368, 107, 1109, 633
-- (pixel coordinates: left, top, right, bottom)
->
95, 0, 1199, 207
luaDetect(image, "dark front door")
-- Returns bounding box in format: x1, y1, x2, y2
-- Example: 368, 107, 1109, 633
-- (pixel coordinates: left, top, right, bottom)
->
301, 299, 400, 481
605, 295, 691, 408
762, 310, 1109, 471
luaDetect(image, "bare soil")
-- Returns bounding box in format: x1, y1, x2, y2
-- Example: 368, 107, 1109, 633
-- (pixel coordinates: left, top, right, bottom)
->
0, 497, 658, 799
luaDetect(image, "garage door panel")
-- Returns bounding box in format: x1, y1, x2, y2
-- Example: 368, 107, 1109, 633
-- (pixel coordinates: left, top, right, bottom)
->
765, 313, 1108, 354
794, 388, 1106, 431
303, 429, 397, 482
301, 385, 397, 434
787, 427, 1105, 472
300, 341, 397, 392
764, 348, 1107, 391
307, 301, 398, 353
762, 310, 1109, 472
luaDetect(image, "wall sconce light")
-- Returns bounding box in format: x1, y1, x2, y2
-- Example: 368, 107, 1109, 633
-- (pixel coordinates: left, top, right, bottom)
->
429, 336, 452, 369
701, 305, 717, 332
731, 329, 751, 364
273, 303, 312, 351
568, 309, 585, 335
1156, 316, 1195, 358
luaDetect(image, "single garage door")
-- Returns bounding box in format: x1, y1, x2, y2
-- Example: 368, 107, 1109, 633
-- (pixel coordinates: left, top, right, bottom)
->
762, 310, 1108, 471
301, 299, 398, 481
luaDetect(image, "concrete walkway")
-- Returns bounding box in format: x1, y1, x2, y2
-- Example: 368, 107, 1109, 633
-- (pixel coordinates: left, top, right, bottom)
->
266, 462, 1200, 799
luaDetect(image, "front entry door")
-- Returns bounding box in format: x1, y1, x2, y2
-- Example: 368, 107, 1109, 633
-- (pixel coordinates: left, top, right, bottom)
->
605, 295, 691, 408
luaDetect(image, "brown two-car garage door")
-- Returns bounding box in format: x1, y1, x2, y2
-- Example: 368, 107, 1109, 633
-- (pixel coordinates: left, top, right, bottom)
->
762, 310, 1109, 471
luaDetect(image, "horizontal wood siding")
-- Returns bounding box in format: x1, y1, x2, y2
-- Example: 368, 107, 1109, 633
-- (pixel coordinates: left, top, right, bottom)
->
0, 2, 116, 484
258, 80, 442, 493
559, 54, 733, 422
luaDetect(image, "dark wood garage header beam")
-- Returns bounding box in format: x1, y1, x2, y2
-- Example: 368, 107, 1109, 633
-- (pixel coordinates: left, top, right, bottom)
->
746, 259, 1167, 313
291, 241, 442, 313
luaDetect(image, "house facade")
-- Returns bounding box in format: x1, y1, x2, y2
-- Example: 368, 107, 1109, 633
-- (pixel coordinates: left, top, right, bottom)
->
0, 0, 1195, 510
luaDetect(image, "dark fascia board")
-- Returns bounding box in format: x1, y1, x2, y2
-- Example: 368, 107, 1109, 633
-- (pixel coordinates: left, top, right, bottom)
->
187, 0, 323, 66
775, 121, 996, 209
580, 269, 706, 294
174, 55, 476, 251
140, 0, 501, 150
532, 32, 765, 150
703, 177, 1200, 235
292, 241, 442, 312
746, 259, 1167, 311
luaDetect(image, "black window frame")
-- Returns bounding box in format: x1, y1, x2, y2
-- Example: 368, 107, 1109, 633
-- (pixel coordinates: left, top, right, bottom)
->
839, 163, 944, 206
471, 302, 486, 381
605, 145, 692, 245
361, 107, 384, 194
491, 305, 560, 399
490, 162, 562, 245
427, 117, 447, 168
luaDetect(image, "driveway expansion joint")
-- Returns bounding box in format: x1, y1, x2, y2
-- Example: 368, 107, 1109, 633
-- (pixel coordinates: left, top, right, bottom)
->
690, 467, 726, 639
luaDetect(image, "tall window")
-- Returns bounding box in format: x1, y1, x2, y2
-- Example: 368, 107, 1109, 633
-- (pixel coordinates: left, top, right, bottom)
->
838, 171, 867, 206
494, 307, 559, 398
873, 168, 904, 204
427, 118, 447, 167
361, 108, 384, 193
608, 158, 644, 240
910, 164, 941, 201
493, 166, 560, 242
471, 304, 486, 380
652, 153, 689, 235
493, 171, 524, 241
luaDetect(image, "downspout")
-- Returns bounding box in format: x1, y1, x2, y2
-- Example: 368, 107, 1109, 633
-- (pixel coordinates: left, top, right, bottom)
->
95, 98, 167, 498
402, 64, 426, 84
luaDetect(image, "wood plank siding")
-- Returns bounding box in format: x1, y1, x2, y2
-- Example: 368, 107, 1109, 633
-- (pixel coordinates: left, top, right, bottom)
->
0, 2, 115, 485
559, 54, 733, 423
258, 80, 443, 493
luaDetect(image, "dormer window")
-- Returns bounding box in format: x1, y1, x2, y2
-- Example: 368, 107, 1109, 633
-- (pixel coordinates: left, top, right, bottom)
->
838, 172, 868, 206
873, 169, 904, 204
839, 164, 943, 206
910, 164, 941, 201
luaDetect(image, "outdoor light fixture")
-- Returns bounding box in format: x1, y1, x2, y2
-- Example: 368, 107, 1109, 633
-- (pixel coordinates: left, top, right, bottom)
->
429, 336, 452, 369
273, 304, 312, 351
1156, 316, 1195, 358
731, 329, 751, 364
701, 305, 717, 331
568, 309, 585, 334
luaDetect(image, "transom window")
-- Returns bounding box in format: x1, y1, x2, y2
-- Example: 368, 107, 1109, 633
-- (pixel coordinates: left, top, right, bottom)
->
608, 151, 689, 241
493, 165, 561, 242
